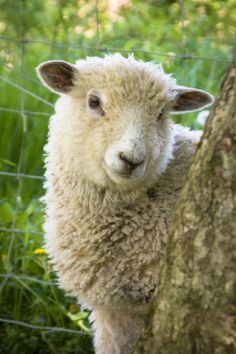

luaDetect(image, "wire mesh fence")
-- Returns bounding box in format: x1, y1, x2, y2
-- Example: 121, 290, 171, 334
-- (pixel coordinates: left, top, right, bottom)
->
0, 0, 234, 349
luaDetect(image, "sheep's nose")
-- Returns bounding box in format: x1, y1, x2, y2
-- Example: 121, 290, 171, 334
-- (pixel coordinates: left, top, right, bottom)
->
119, 152, 144, 171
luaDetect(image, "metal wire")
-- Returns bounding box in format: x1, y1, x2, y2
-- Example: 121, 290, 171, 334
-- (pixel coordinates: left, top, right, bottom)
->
0, 227, 43, 235
0, 318, 89, 336
0, 171, 44, 180
0, 76, 54, 107
96, 0, 100, 49
0, 273, 57, 286
0, 108, 50, 116
5, 1, 26, 278
0, 35, 232, 63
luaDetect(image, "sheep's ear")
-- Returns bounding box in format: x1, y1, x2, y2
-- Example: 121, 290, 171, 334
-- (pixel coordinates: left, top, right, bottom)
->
36, 60, 76, 94
170, 86, 214, 113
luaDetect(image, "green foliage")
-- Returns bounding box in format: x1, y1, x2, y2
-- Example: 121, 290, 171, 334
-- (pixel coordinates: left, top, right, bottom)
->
0, 0, 234, 353
0, 197, 93, 353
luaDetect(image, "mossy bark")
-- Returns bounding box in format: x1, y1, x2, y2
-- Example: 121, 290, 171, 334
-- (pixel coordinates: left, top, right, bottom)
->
134, 53, 236, 354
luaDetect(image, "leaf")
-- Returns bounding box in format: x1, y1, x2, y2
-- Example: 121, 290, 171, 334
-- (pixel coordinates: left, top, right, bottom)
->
67, 310, 89, 321
0, 157, 17, 167
67, 310, 92, 335
0, 202, 15, 224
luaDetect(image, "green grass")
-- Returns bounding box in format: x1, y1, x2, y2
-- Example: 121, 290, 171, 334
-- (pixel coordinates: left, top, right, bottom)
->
0, 0, 234, 353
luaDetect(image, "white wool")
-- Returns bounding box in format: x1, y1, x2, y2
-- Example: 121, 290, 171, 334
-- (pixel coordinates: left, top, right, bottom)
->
196, 110, 209, 126
37, 54, 209, 354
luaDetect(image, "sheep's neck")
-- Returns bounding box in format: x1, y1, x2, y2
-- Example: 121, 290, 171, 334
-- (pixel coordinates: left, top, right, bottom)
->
74, 179, 150, 211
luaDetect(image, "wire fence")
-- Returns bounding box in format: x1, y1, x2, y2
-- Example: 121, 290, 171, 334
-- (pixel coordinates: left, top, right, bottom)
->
0, 35, 232, 63
0, 0, 234, 344
0, 317, 87, 336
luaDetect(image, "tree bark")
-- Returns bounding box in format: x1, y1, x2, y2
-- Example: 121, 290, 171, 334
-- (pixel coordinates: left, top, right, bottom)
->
134, 52, 236, 354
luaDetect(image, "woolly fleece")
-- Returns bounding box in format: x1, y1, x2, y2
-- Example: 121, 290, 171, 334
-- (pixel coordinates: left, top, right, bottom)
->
38, 54, 212, 354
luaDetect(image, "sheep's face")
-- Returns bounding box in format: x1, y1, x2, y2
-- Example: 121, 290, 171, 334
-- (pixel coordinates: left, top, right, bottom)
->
37, 54, 214, 191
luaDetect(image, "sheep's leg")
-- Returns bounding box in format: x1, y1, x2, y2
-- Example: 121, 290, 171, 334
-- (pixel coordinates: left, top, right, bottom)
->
90, 307, 145, 354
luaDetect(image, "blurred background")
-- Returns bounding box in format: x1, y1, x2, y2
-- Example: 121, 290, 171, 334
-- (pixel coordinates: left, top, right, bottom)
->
0, 0, 235, 353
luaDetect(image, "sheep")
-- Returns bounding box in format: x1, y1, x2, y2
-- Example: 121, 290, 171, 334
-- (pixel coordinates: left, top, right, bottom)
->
36, 54, 214, 354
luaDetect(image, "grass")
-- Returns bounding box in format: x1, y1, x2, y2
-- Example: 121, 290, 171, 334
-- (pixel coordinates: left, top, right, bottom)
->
0, 197, 93, 353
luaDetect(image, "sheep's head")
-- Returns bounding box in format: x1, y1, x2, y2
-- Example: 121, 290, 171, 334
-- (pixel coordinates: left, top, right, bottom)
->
37, 54, 213, 191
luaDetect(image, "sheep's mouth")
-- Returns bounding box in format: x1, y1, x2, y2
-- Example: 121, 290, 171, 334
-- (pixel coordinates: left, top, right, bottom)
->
107, 167, 144, 181
111, 170, 133, 179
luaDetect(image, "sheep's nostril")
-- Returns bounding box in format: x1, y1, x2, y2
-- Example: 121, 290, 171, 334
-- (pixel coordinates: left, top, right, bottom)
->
119, 152, 144, 171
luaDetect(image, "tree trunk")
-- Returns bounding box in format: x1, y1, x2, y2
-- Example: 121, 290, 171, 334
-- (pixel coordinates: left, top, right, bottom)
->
134, 52, 236, 354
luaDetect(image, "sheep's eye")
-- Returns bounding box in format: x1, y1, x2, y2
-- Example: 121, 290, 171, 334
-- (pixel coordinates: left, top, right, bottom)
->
89, 95, 100, 109
156, 111, 163, 122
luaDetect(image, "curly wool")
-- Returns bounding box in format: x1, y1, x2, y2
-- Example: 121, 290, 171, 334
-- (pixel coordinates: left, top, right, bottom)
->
38, 54, 211, 354
44, 125, 200, 308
